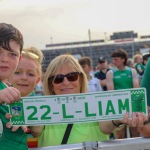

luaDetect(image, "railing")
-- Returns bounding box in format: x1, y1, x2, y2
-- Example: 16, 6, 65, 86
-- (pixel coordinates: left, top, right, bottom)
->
29, 137, 150, 150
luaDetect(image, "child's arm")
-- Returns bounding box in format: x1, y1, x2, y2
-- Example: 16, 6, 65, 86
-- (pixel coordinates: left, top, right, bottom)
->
0, 87, 20, 104
29, 126, 44, 137
136, 64, 144, 75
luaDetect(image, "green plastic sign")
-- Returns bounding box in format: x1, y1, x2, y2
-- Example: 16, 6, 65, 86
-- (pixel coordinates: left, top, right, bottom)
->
9, 88, 147, 126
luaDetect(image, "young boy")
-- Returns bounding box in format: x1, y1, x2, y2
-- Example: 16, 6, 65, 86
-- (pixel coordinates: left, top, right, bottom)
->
0, 23, 28, 150
78, 56, 102, 92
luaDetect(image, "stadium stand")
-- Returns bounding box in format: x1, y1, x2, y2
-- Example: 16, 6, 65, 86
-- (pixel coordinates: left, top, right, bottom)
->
42, 31, 150, 71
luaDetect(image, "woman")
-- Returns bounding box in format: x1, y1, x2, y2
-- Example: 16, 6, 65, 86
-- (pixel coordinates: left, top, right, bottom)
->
30, 54, 147, 147
30, 54, 111, 146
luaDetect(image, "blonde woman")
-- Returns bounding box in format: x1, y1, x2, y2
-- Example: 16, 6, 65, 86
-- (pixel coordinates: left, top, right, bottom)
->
30, 54, 147, 147
31, 54, 111, 146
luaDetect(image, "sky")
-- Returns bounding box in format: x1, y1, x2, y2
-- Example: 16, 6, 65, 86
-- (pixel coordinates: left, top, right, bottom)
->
1, 0, 150, 49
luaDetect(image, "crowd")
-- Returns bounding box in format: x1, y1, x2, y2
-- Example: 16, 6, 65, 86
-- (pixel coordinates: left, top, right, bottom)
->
0, 22, 150, 150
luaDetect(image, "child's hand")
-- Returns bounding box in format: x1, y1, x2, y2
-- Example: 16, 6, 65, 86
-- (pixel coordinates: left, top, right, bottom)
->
0, 87, 21, 104
5, 113, 27, 132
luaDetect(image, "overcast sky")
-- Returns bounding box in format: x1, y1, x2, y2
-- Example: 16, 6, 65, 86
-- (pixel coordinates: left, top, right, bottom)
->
1, 0, 150, 49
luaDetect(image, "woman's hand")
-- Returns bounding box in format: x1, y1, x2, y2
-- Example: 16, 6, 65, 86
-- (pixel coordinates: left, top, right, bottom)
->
122, 112, 148, 127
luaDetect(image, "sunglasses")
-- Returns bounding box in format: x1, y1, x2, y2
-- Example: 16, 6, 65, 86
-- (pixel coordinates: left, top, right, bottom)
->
49, 72, 80, 84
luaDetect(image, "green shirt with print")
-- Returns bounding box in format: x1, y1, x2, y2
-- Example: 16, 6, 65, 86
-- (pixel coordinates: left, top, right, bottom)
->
112, 67, 133, 90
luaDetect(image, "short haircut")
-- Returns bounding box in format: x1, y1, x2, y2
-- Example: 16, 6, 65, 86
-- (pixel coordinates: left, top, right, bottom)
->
111, 48, 128, 65
78, 56, 92, 66
0, 23, 23, 52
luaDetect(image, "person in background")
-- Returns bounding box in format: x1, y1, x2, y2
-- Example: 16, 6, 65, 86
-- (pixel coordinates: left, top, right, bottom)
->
34, 67, 45, 96
94, 56, 114, 141
30, 54, 146, 147
34, 80, 44, 96
0, 23, 28, 150
106, 48, 140, 139
95, 57, 110, 91
78, 56, 102, 92
142, 53, 150, 67
9, 47, 43, 148
93, 65, 99, 73
140, 58, 150, 137
127, 58, 134, 68
133, 54, 145, 83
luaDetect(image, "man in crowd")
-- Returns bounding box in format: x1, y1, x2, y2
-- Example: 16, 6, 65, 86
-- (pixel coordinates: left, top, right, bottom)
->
106, 48, 140, 139
95, 57, 110, 91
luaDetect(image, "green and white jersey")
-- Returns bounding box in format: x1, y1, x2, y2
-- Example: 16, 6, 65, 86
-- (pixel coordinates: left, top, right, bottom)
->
111, 67, 133, 90
0, 82, 27, 150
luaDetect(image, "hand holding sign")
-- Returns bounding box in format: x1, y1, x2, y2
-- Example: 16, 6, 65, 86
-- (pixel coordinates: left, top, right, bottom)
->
8, 88, 147, 126
5, 113, 28, 132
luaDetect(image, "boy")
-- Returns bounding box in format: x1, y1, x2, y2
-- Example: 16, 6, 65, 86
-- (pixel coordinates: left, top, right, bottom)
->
0, 23, 28, 150
78, 56, 102, 92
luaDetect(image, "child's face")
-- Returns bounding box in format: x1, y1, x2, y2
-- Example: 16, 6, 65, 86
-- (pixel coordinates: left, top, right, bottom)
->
137, 57, 142, 63
0, 40, 21, 81
9, 57, 40, 97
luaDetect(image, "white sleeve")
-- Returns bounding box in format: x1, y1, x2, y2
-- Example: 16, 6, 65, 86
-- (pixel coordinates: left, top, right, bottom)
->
95, 78, 103, 91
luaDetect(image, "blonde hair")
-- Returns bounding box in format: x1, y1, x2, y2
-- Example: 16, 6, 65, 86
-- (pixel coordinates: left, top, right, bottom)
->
43, 54, 88, 95
133, 54, 142, 64
22, 47, 44, 77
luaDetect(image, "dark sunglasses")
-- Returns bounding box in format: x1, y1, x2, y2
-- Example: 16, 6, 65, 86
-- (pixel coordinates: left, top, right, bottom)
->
49, 72, 80, 84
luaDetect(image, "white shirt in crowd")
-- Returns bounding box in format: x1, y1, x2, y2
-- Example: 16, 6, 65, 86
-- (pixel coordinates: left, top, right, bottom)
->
88, 76, 102, 93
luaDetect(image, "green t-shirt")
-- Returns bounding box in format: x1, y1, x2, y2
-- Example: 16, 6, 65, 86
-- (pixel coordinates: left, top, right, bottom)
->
38, 122, 109, 147
112, 67, 133, 90
0, 82, 28, 150
140, 59, 150, 106
135, 63, 145, 75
